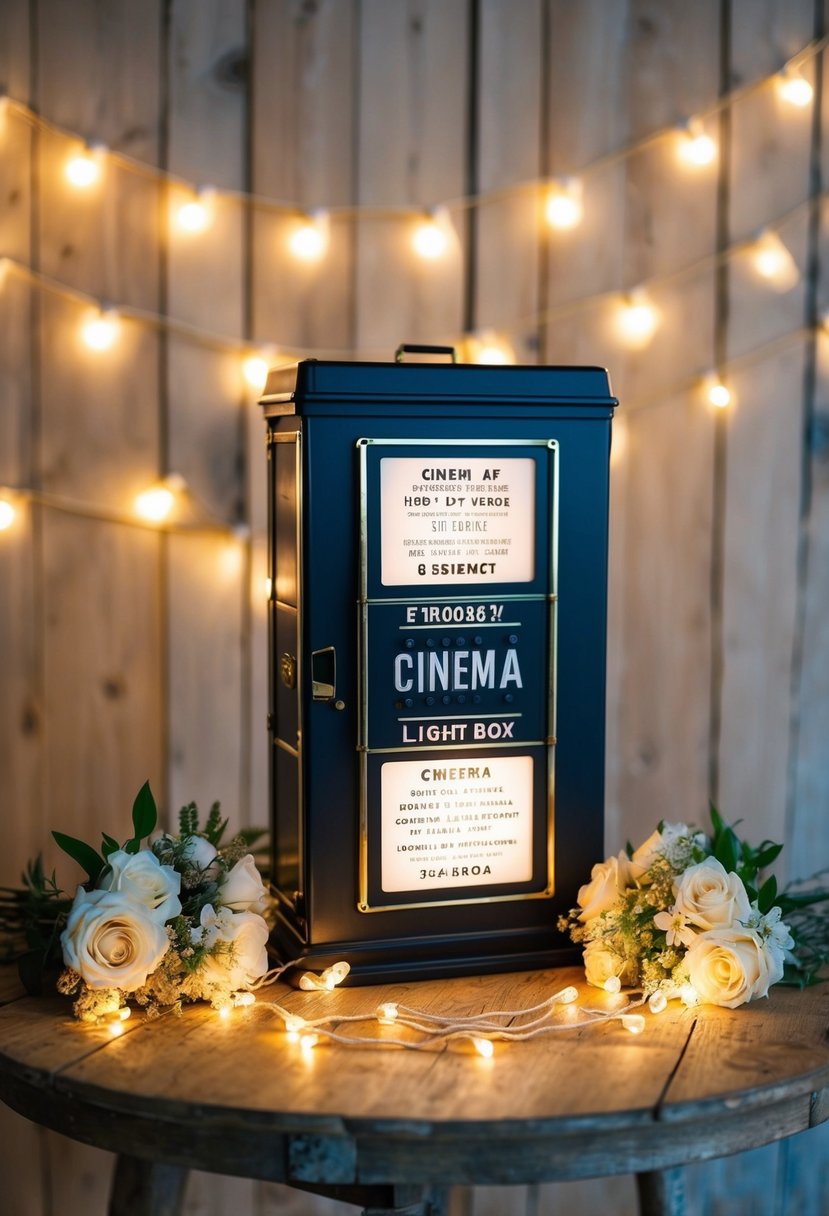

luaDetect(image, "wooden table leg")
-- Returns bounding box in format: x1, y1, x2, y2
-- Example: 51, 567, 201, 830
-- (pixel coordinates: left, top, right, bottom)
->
636, 1167, 687, 1216
108, 1153, 189, 1216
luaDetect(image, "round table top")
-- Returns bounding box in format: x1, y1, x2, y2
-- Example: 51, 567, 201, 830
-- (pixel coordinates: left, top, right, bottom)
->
0, 966, 827, 1187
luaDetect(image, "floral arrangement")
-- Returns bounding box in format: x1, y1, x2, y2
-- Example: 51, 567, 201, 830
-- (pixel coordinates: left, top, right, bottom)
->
560, 807, 828, 1009
3, 782, 275, 1022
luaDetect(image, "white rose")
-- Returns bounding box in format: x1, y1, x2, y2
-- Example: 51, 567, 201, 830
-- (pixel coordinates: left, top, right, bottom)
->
180, 834, 219, 872
577, 853, 628, 922
685, 926, 783, 1008
583, 939, 638, 989
628, 829, 664, 880
193, 904, 269, 990
99, 849, 181, 923
219, 854, 268, 915
672, 858, 750, 931
61, 888, 170, 991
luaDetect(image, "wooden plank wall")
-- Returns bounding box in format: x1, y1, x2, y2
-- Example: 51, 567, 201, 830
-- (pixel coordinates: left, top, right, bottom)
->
0, 1, 827, 1214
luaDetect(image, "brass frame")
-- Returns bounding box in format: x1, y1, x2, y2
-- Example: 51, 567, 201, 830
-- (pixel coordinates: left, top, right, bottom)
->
357, 437, 559, 914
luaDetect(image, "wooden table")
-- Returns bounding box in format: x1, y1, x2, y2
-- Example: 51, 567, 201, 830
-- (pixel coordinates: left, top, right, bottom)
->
0, 965, 827, 1216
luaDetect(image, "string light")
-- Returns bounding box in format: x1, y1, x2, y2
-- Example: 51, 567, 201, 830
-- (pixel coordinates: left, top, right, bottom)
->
174, 187, 215, 234
648, 991, 668, 1014
375, 1002, 399, 1025
298, 961, 351, 991
621, 1013, 646, 1035
751, 229, 800, 291
412, 208, 452, 260
242, 349, 275, 393
464, 330, 516, 364
65, 143, 106, 189
615, 289, 659, 348
288, 211, 330, 262
544, 177, 583, 229
80, 307, 120, 351
704, 374, 732, 409
603, 976, 622, 994
472, 1036, 494, 1058
0, 494, 18, 531
777, 68, 813, 108
133, 473, 186, 525
677, 118, 717, 168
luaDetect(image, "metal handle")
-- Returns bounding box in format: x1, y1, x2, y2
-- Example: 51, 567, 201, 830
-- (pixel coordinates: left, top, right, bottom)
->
394, 343, 457, 363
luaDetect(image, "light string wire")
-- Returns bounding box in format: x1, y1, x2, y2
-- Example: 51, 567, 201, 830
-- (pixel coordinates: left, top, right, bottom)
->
2, 32, 827, 217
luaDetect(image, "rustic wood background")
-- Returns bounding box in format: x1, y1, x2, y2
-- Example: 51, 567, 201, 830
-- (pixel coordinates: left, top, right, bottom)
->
1, 1, 827, 1213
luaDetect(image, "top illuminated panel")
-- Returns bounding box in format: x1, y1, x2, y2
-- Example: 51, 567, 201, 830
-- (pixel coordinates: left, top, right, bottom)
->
380, 456, 536, 586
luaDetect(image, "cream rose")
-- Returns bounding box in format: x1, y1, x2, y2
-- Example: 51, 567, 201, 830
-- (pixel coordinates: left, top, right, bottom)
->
61, 888, 170, 991
627, 829, 664, 881
672, 858, 750, 931
180, 834, 220, 872
99, 849, 181, 923
192, 904, 269, 990
583, 939, 638, 989
219, 855, 268, 915
577, 853, 628, 922
685, 926, 783, 1008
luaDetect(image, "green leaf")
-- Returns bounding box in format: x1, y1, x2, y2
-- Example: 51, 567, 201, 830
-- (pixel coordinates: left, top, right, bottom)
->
51, 831, 105, 884
713, 827, 740, 873
755, 842, 784, 869
709, 803, 726, 838
131, 781, 157, 842
758, 874, 778, 914
101, 832, 120, 859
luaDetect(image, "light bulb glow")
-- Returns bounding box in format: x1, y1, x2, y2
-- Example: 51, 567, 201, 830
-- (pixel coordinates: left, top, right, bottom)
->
621, 1014, 646, 1035
473, 1036, 494, 1058
466, 330, 515, 365
300, 1032, 319, 1053
242, 353, 271, 393
0, 498, 17, 531
615, 292, 659, 348
133, 476, 183, 525
678, 120, 717, 167
752, 230, 799, 291
603, 976, 622, 994
375, 1002, 399, 1025
288, 211, 329, 262
412, 209, 451, 260
648, 991, 668, 1014
706, 377, 731, 409
108, 1020, 125, 1038
217, 1004, 231, 1021
65, 146, 105, 188
557, 986, 579, 1005
232, 991, 256, 1008
679, 983, 699, 1008
81, 309, 120, 352
545, 178, 583, 229
777, 70, 813, 108
175, 189, 214, 234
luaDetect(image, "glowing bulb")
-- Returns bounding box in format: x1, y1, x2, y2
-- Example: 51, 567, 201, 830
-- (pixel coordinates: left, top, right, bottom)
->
108, 1020, 125, 1038
412, 209, 451, 260
648, 991, 668, 1014
679, 984, 699, 1008
777, 69, 813, 108
603, 976, 622, 994
705, 376, 731, 409
465, 329, 515, 365
473, 1037, 494, 1058
557, 986, 579, 1005
751, 229, 799, 291
621, 1014, 645, 1035
544, 177, 583, 229
242, 353, 271, 393
81, 308, 120, 351
375, 1002, 399, 1025
133, 474, 185, 525
232, 991, 256, 1008
0, 497, 17, 531
288, 211, 329, 261
324, 961, 351, 987
615, 290, 659, 348
175, 188, 214, 233
65, 145, 105, 188
677, 119, 717, 167
217, 1004, 231, 1022
300, 1032, 319, 1053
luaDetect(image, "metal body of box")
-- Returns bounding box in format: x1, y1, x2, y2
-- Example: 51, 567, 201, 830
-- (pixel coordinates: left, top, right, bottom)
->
261, 353, 617, 983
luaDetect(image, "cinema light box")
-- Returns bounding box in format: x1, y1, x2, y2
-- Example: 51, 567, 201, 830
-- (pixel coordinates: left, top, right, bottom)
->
261, 345, 618, 982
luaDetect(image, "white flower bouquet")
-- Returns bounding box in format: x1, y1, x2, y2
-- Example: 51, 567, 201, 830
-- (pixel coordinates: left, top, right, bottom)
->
18, 782, 275, 1022
560, 808, 828, 1009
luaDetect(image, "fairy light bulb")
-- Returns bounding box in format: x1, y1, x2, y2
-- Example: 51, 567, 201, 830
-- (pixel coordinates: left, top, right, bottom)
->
0, 496, 17, 531
677, 119, 717, 167
232, 991, 256, 1008
705, 374, 731, 409
648, 991, 668, 1014
65, 144, 105, 188
175, 188, 214, 234
217, 1004, 231, 1022
375, 1002, 399, 1025
283, 1014, 305, 1042
288, 210, 329, 262
473, 1037, 494, 1058
621, 1014, 645, 1035
557, 986, 579, 1005
133, 473, 185, 525
467, 330, 515, 365
412, 208, 451, 260
300, 1032, 319, 1054
752, 229, 799, 291
544, 177, 583, 229
679, 983, 699, 1008
603, 976, 622, 994
81, 308, 120, 351
242, 351, 273, 393
615, 290, 659, 348
777, 69, 813, 108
